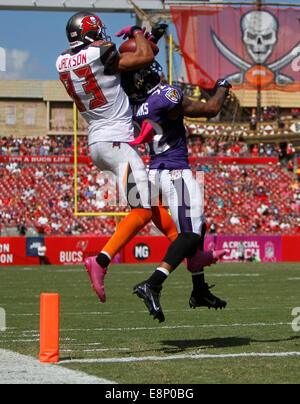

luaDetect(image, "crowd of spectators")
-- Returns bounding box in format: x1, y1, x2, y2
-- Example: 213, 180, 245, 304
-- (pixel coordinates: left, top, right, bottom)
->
0, 135, 88, 157
186, 136, 282, 159
0, 159, 299, 236
0, 162, 153, 237
0, 135, 299, 236
203, 163, 300, 235
1, 134, 293, 163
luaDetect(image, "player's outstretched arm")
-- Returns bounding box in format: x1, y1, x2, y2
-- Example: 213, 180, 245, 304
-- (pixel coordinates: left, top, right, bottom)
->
171, 79, 232, 119
116, 26, 154, 72
182, 87, 227, 118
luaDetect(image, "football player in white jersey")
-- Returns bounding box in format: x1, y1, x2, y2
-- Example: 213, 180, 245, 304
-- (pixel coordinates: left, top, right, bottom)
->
57, 11, 156, 302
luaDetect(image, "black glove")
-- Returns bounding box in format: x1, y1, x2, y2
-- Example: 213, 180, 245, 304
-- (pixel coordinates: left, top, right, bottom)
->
130, 25, 143, 36
150, 23, 168, 43
214, 78, 232, 96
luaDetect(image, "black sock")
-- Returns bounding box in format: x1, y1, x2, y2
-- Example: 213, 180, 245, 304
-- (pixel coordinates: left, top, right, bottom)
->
192, 269, 205, 294
96, 252, 111, 268
147, 268, 168, 287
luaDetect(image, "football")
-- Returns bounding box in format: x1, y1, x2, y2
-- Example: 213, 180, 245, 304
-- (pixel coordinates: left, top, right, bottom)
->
119, 38, 159, 55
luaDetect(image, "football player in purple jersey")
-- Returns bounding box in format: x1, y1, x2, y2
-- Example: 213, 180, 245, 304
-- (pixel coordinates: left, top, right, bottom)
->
122, 58, 231, 322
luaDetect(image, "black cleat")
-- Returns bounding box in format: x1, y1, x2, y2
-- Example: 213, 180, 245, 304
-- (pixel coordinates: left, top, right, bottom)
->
189, 283, 227, 310
133, 281, 165, 323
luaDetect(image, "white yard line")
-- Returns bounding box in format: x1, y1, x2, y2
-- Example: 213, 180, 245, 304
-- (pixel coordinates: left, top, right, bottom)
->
8, 306, 294, 318
58, 321, 292, 333
0, 349, 116, 384
60, 351, 300, 364
2, 321, 292, 337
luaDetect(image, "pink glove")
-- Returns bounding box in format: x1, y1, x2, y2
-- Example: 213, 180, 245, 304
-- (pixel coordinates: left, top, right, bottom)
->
129, 121, 155, 146
115, 25, 143, 40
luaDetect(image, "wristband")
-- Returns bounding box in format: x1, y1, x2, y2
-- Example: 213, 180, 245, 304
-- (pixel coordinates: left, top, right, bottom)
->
131, 26, 143, 36
133, 30, 143, 36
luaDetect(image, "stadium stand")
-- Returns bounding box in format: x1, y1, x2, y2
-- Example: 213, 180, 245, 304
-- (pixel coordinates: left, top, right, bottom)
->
201, 163, 300, 235
0, 135, 299, 237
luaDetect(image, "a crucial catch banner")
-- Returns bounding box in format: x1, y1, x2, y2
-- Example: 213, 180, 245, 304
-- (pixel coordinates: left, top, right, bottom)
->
0, 235, 300, 265
170, 5, 300, 91
204, 235, 283, 262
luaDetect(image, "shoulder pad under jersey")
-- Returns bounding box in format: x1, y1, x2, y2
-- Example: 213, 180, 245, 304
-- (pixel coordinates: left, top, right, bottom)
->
60, 49, 72, 56
91, 41, 118, 71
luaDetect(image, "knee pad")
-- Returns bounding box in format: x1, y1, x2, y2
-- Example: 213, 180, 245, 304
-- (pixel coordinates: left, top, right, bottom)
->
163, 232, 201, 269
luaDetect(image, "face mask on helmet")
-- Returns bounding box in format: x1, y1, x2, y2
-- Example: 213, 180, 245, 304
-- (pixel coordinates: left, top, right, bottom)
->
66, 11, 110, 50
127, 61, 162, 101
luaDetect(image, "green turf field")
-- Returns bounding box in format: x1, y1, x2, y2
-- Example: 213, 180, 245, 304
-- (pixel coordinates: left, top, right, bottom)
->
1, 262, 300, 384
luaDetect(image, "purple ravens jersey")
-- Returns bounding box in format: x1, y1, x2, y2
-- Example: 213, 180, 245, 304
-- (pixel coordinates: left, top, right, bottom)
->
132, 84, 189, 170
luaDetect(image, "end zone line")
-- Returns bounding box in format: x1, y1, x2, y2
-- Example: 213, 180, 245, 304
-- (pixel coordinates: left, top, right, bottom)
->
60, 351, 300, 364
0, 349, 116, 384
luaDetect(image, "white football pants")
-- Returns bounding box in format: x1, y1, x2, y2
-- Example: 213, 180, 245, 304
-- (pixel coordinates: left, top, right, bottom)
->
148, 168, 206, 235
89, 141, 151, 210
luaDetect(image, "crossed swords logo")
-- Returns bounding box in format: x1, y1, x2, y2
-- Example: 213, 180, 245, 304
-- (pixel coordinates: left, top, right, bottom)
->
211, 10, 300, 88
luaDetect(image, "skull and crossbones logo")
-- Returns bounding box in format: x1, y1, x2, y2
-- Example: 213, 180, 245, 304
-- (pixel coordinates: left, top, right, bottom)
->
211, 9, 300, 88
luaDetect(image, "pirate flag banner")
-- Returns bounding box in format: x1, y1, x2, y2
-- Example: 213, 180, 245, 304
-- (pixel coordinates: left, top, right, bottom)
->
170, 5, 300, 92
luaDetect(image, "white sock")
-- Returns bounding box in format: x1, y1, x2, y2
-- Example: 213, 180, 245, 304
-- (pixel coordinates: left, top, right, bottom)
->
156, 267, 170, 277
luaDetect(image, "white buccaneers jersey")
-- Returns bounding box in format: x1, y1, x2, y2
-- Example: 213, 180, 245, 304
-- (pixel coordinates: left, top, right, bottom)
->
56, 41, 134, 144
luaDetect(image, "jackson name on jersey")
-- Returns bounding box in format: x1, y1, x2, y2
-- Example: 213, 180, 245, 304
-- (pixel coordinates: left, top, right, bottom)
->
56, 40, 135, 145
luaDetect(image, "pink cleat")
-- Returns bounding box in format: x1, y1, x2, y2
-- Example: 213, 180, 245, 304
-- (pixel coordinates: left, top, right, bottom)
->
186, 249, 226, 273
85, 256, 108, 302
